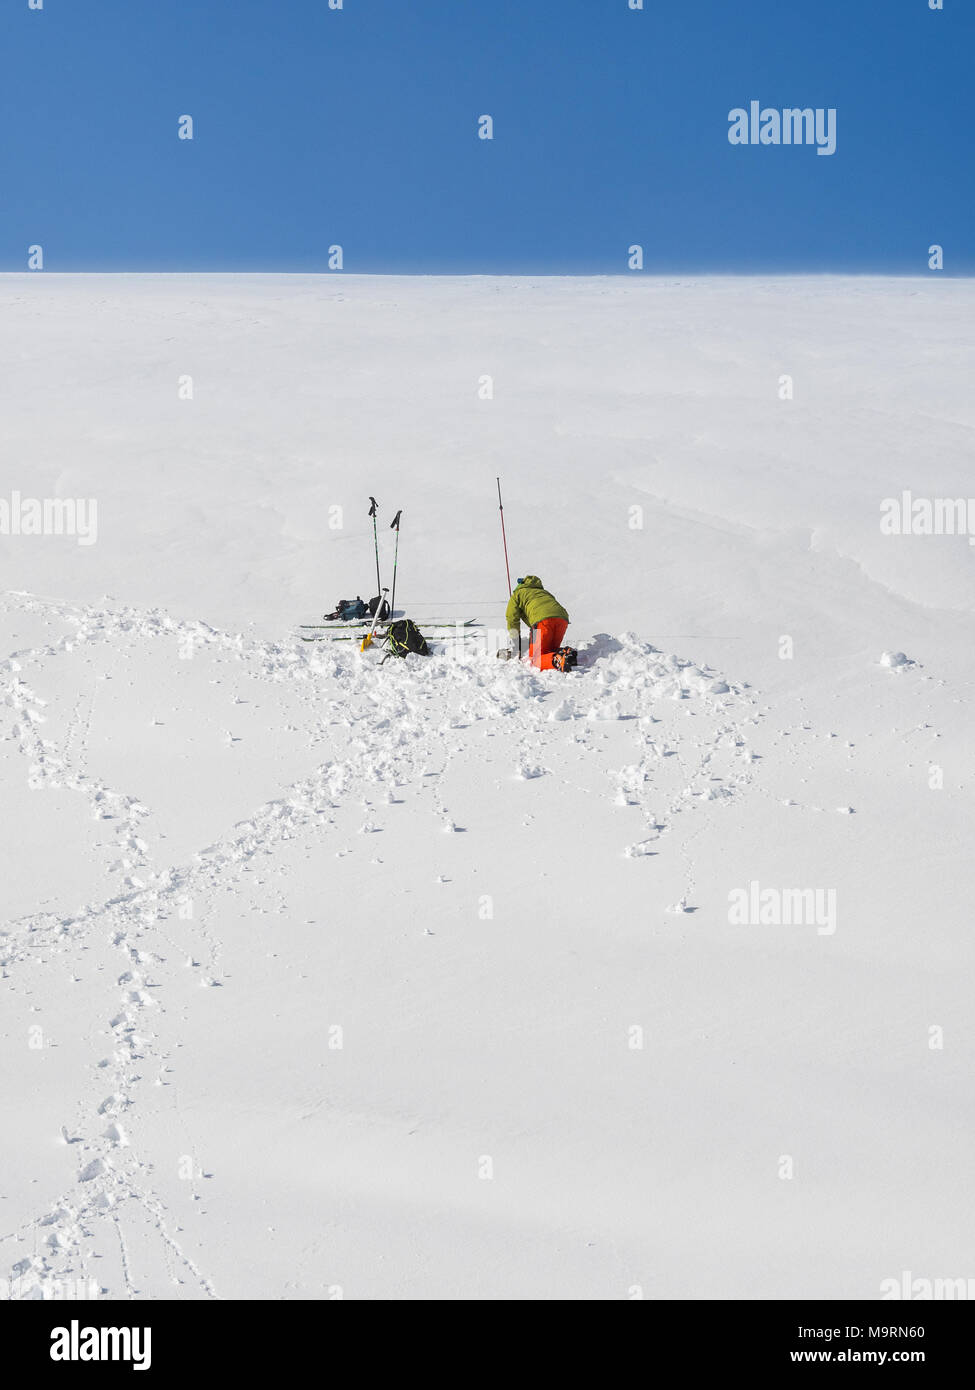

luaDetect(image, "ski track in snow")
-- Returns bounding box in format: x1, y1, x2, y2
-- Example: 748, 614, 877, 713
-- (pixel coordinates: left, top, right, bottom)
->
0, 591, 764, 1299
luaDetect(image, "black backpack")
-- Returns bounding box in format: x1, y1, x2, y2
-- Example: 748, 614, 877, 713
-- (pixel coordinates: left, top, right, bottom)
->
383, 618, 430, 659
552, 646, 578, 672
368, 594, 391, 620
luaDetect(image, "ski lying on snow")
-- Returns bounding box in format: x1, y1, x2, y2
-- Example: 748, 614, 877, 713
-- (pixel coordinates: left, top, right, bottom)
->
301, 619, 480, 629
302, 632, 482, 643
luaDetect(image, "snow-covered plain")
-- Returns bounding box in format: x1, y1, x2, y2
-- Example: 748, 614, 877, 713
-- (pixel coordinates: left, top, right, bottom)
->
1, 274, 973, 1300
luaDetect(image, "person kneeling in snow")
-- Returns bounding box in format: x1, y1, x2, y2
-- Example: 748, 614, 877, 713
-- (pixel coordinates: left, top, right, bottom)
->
506, 575, 569, 669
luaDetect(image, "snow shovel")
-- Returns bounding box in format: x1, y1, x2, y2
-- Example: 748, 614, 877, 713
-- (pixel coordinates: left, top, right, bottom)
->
360, 587, 388, 651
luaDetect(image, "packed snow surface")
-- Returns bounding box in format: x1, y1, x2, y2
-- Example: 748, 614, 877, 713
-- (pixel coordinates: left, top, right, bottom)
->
1, 274, 973, 1300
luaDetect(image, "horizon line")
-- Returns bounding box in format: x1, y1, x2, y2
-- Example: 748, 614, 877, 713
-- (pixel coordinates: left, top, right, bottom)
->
0, 268, 971, 281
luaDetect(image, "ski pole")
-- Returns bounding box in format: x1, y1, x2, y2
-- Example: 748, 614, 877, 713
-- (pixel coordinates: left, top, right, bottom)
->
497, 477, 512, 596
368, 496, 382, 598
496, 478, 519, 658
388, 509, 402, 621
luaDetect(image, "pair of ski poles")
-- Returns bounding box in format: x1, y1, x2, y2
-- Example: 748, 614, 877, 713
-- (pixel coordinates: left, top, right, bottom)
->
363, 481, 514, 655
362, 498, 400, 651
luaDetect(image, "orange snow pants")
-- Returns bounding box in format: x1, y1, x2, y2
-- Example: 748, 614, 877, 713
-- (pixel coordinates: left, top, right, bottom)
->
529, 618, 569, 670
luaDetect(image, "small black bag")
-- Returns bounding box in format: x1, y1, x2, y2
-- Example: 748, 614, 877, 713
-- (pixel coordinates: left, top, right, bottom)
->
368, 594, 391, 620
383, 618, 430, 659
552, 646, 578, 672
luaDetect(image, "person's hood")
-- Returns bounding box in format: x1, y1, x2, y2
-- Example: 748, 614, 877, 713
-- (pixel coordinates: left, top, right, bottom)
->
517, 575, 543, 590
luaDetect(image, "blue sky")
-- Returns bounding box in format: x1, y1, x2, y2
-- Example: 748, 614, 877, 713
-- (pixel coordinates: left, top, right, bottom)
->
0, 0, 970, 273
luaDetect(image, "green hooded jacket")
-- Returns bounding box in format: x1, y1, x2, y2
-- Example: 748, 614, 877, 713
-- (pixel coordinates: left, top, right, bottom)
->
505, 575, 569, 633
